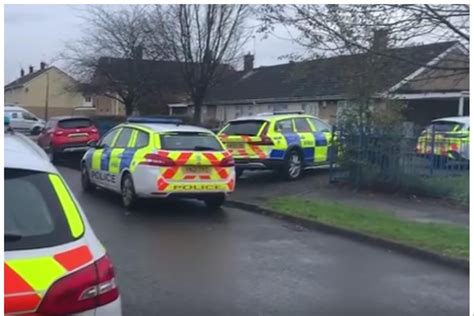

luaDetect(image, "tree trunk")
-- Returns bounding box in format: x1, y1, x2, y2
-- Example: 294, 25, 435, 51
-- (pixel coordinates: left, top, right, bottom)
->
193, 98, 203, 125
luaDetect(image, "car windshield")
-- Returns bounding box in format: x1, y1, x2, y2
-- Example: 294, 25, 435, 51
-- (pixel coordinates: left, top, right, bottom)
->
58, 118, 92, 129
5, 168, 77, 251
160, 132, 223, 151
221, 120, 266, 136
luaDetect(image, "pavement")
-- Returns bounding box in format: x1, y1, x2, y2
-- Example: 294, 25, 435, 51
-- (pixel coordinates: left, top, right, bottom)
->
57, 164, 468, 316
233, 169, 469, 227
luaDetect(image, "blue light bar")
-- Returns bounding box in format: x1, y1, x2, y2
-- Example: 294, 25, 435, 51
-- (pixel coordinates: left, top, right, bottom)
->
127, 116, 183, 125
4, 116, 10, 126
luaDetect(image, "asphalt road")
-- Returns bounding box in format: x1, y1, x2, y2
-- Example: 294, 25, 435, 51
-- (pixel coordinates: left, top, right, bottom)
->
58, 165, 468, 316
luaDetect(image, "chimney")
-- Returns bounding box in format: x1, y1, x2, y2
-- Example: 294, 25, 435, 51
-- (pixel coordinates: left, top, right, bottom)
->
29, 65, 34, 74
20, 68, 25, 77
243, 53, 254, 72
372, 29, 389, 51
40, 61, 46, 70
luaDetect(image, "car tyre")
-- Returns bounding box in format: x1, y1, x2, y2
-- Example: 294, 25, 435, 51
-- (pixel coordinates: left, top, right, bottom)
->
81, 164, 96, 192
283, 149, 303, 181
31, 126, 42, 136
121, 173, 138, 210
204, 194, 226, 210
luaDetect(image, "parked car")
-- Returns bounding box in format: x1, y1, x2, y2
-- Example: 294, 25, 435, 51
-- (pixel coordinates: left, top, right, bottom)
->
5, 117, 122, 315
218, 111, 334, 180
416, 116, 470, 165
38, 116, 100, 162
4, 104, 45, 135
81, 117, 235, 209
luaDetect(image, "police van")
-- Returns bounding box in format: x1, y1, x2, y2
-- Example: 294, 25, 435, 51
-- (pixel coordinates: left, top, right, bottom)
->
218, 111, 333, 180
81, 117, 235, 210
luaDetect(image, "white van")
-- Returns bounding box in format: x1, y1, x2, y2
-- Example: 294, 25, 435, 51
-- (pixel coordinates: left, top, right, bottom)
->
4, 104, 45, 135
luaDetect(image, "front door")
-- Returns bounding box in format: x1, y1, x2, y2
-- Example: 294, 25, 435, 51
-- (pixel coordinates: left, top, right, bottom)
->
294, 118, 316, 164
108, 127, 134, 191
90, 128, 121, 188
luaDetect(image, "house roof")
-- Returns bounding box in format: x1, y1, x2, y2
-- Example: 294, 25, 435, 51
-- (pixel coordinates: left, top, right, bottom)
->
205, 41, 462, 104
4, 67, 52, 90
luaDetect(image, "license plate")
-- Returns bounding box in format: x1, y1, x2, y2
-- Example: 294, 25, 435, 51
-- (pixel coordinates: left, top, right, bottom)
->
184, 166, 211, 174
69, 133, 88, 138
226, 143, 244, 149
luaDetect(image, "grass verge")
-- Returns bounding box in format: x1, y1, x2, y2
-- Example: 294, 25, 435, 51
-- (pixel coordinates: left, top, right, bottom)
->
268, 197, 468, 260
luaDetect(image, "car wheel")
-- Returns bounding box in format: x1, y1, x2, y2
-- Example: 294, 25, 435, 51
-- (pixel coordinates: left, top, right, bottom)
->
31, 126, 42, 136
283, 150, 303, 180
81, 164, 95, 192
204, 194, 226, 210
121, 173, 137, 209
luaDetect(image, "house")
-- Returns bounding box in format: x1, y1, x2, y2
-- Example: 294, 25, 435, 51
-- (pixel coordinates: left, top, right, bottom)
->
201, 41, 468, 128
4, 63, 93, 119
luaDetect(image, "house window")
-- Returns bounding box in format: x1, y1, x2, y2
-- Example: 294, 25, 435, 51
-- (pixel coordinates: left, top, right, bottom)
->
85, 96, 92, 102
24, 87, 29, 93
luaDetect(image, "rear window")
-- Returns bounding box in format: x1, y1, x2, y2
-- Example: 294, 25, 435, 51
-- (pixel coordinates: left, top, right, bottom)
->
5, 169, 77, 251
221, 120, 266, 136
429, 121, 464, 133
58, 118, 92, 129
160, 132, 223, 151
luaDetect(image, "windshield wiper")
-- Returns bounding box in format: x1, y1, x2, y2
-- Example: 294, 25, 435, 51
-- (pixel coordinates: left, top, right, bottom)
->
193, 146, 217, 151
5, 232, 23, 241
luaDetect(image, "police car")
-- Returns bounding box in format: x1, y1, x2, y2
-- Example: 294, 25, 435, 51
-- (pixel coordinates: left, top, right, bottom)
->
218, 111, 333, 180
416, 116, 470, 164
80, 117, 235, 210
5, 117, 122, 315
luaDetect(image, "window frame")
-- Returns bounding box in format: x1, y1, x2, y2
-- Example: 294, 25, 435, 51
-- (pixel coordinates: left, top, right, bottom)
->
274, 118, 295, 133
294, 117, 313, 133
99, 127, 121, 148
114, 127, 134, 148
308, 118, 331, 133
133, 129, 150, 148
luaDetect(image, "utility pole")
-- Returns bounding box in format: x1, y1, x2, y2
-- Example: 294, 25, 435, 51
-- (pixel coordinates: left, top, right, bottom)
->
44, 71, 50, 120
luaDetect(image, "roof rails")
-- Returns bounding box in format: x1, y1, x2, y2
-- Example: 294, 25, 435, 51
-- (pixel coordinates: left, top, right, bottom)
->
127, 116, 183, 125
257, 110, 305, 116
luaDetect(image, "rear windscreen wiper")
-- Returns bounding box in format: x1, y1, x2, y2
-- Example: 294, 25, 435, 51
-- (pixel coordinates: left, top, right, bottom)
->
5, 232, 23, 241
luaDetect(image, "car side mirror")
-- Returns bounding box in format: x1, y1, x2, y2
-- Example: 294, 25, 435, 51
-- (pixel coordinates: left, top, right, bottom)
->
87, 140, 100, 148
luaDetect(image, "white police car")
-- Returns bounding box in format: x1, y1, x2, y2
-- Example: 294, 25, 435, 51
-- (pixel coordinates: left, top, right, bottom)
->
4, 116, 122, 315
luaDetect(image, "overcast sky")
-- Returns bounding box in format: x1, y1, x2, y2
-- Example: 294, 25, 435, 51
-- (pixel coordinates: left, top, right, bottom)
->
4, 4, 305, 84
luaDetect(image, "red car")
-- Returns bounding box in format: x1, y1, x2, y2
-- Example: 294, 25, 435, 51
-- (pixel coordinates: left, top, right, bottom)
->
38, 116, 100, 161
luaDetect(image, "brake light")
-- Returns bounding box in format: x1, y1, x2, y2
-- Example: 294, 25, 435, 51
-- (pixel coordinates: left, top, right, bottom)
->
37, 255, 119, 314
54, 129, 64, 136
91, 128, 98, 133
140, 153, 176, 166
220, 156, 235, 167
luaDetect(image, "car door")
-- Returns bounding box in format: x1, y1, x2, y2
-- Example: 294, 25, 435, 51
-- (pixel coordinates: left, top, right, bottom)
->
108, 127, 134, 192
294, 118, 316, 165
308, 118, 332, 163
90, 127, 121, 188
273, 119, 299, 159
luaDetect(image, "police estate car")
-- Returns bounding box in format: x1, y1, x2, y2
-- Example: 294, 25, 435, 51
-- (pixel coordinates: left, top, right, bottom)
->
5, 117, 122, 315
81, 117, 235, 210
218, 111, 333, 180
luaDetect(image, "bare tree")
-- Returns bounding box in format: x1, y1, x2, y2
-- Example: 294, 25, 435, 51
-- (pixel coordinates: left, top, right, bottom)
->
259, 4, 469, 72
149, 5, 251, 124
62, 5, 165, 116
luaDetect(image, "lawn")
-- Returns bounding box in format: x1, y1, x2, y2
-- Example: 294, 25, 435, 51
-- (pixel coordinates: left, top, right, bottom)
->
268, 197, 469, 259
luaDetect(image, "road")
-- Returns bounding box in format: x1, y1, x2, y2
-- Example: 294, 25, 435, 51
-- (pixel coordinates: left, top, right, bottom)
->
58, 165, 468, 315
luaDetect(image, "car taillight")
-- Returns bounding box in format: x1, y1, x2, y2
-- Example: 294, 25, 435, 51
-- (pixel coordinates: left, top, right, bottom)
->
140, 153, 176, 166
220, 156, 235, 167
91, 128, 98, 133
54, 129, 64, 136
37, 255, 119, 315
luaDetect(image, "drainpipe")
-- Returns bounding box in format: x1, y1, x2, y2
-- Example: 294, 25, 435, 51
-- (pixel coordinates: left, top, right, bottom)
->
458, 94, 464, 116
